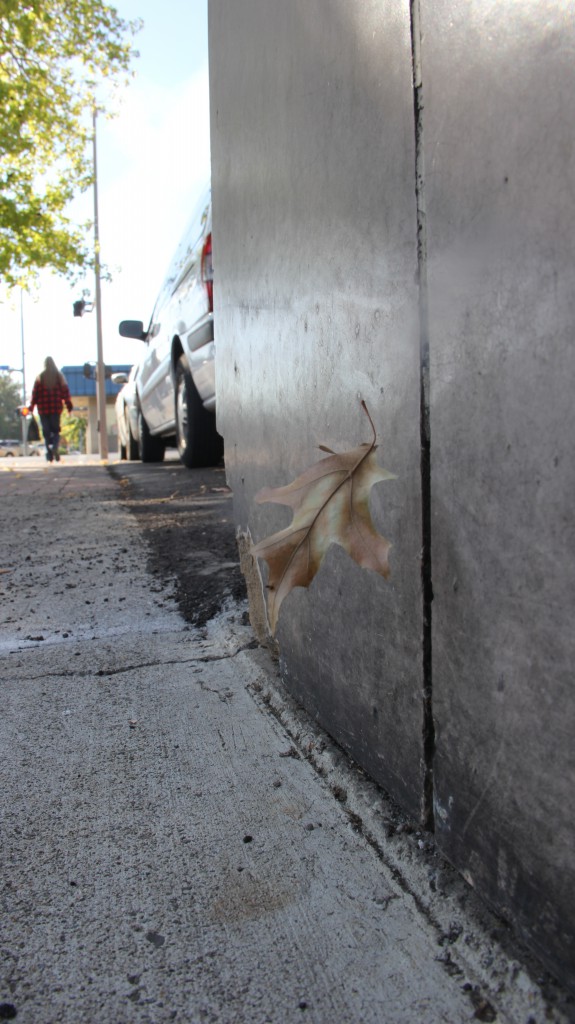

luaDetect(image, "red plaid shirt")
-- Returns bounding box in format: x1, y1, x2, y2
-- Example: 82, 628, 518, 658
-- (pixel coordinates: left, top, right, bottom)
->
30, 378, 73, 416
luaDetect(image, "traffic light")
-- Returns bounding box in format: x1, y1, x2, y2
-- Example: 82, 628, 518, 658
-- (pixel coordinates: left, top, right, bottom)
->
15, 406, 39, 442
83, 362, 112, 379
73, 298, 94, 317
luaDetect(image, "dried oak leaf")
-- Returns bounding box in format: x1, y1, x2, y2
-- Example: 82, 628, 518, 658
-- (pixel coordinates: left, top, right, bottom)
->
253, 403, 396, 633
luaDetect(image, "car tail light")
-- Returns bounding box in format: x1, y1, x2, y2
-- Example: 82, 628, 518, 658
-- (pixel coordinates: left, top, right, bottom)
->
201, 233, 213, 312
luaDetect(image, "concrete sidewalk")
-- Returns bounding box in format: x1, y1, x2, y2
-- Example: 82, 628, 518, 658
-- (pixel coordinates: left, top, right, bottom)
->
0, 462, 571, 1024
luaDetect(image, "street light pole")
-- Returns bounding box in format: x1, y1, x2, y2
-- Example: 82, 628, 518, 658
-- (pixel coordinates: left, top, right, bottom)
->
92, 106, 108, 460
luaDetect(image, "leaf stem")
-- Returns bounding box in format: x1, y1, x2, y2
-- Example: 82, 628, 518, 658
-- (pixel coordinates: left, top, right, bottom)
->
361, 400, 377, 448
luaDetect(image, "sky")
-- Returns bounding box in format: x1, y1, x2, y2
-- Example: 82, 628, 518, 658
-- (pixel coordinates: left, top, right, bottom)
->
0, 0, 210, 398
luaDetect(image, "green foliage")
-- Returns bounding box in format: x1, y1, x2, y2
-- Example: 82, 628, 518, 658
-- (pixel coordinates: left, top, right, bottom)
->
0, 372, 23, 437
60, 410, 87, 452
0, 0, 140, 286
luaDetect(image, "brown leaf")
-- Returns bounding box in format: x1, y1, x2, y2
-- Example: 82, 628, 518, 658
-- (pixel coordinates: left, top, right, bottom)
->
253, 405, 396, 633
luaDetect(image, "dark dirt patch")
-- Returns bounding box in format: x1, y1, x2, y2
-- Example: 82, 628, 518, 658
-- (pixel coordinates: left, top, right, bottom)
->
108, 457, 247, 627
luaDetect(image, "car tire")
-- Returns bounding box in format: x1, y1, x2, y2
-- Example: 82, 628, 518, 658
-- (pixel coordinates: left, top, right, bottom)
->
175, 355, 223, 469
124, 411, 139, 460
126, 425, 139, 462
138, 410, 165, 463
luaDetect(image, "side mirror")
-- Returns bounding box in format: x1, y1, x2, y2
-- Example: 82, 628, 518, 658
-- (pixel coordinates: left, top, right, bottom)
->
119, 319, 146, 340
111, 372, 129, 385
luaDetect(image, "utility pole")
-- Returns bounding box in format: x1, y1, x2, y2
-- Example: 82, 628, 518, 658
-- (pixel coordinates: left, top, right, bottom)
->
92, 106, 108, 460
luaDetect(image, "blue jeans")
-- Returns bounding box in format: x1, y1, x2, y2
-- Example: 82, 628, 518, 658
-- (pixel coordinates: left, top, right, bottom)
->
40, 414, 61, 453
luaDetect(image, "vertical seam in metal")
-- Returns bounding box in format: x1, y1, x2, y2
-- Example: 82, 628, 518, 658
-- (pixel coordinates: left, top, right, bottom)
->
410, 0, 435, 830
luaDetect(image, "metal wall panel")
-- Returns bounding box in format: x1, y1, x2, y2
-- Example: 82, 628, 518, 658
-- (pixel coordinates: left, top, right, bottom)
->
210, 0, 426, 817
209, 0, 575, 990
422, 0, 575, 985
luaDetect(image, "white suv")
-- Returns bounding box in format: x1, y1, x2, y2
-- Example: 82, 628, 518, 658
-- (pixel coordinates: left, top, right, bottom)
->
119, 185, 222, 468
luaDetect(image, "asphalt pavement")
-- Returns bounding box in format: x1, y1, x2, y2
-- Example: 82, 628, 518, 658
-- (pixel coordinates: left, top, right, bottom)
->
0, 458, 572, 1024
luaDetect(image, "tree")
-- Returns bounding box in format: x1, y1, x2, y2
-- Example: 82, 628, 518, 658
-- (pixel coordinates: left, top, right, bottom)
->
0, 372, 23, 437
60, 410, 87, 452
0, 0, 140, 287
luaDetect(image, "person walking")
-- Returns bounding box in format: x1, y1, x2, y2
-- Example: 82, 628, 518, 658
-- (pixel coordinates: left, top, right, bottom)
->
29, 357, 73, 463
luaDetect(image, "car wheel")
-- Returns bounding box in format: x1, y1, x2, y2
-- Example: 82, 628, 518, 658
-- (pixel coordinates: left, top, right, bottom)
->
175, 355, 223, 468
126, 412, 139, 460
137, 410, 165, 463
